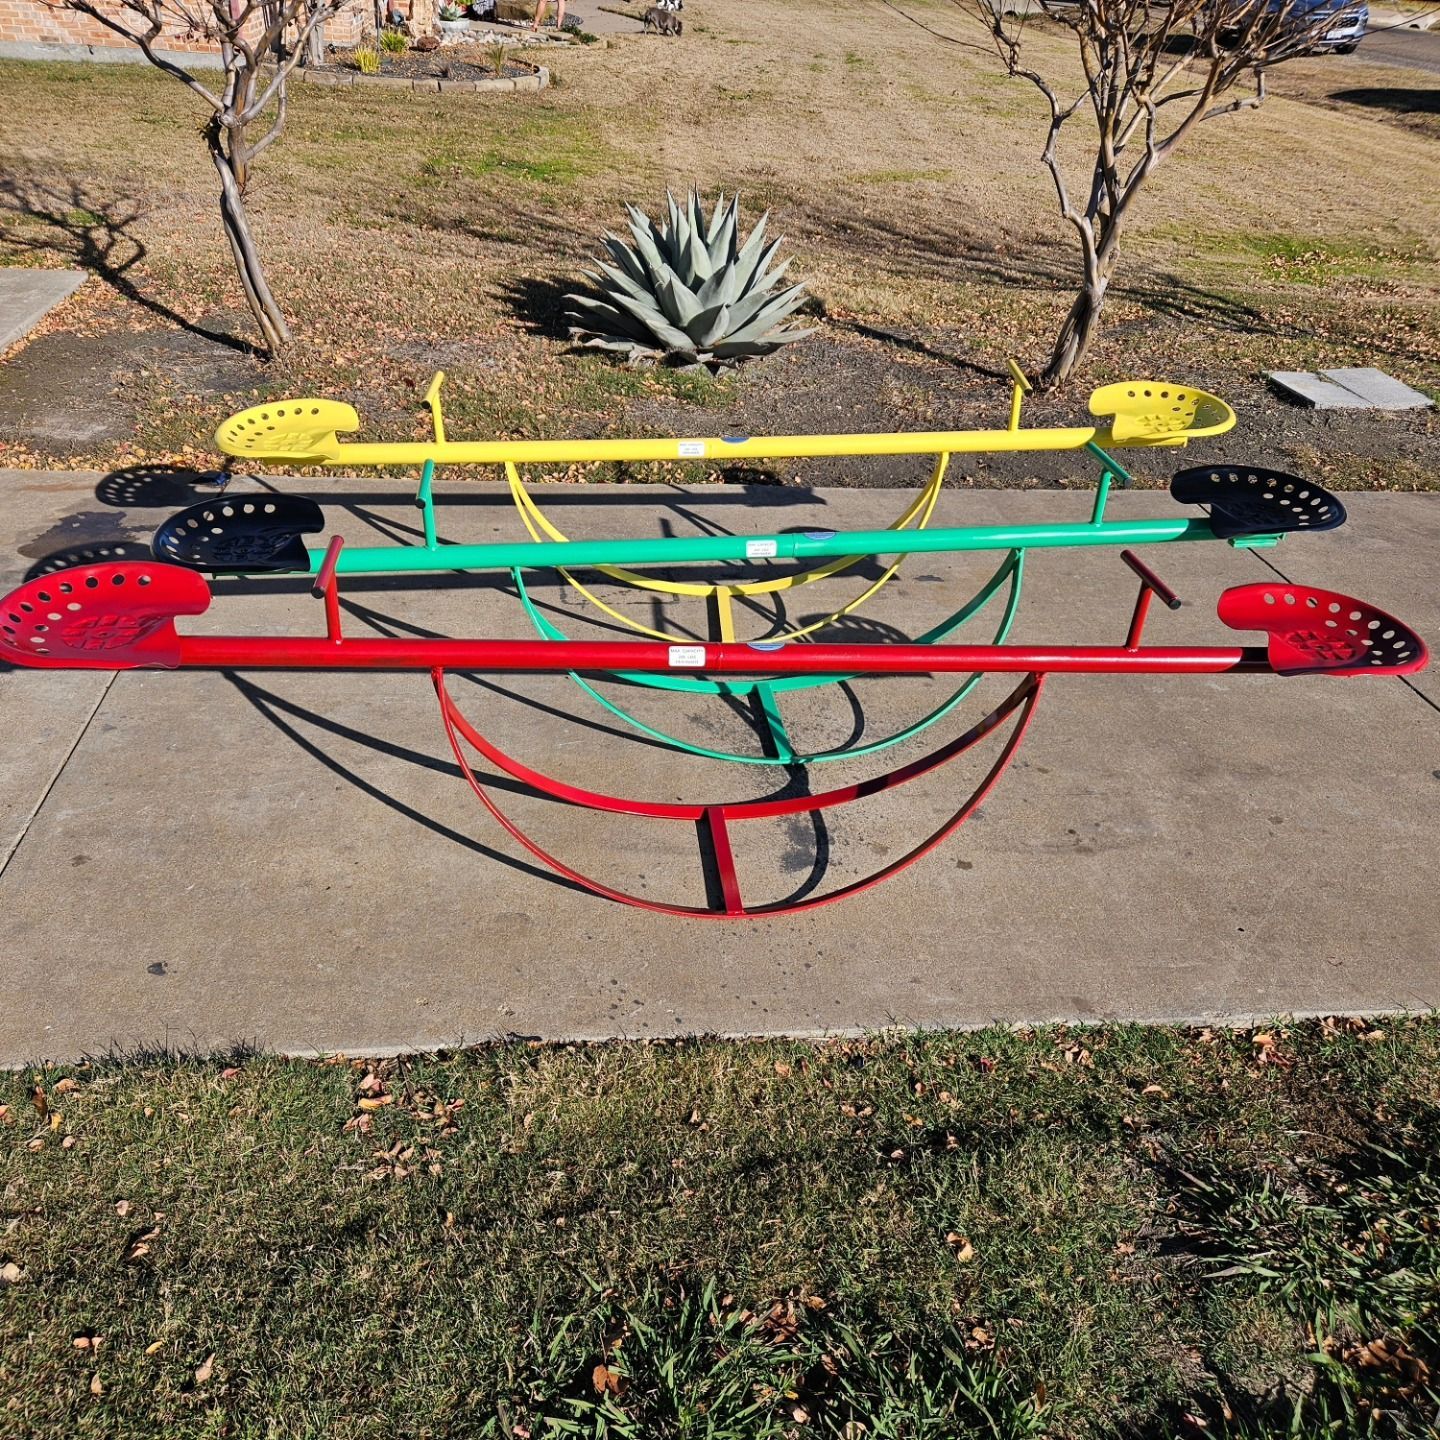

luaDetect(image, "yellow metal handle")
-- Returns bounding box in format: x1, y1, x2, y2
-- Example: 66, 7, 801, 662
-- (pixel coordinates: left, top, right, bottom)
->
423, 371, 447, 445
1007, 359, 1033, 433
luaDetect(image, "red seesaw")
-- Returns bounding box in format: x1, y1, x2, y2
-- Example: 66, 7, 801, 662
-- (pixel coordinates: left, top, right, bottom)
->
0, 546, 1426, 917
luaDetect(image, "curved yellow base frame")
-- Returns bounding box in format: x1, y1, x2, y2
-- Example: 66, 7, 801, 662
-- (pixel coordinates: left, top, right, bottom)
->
504, 456, 947, 643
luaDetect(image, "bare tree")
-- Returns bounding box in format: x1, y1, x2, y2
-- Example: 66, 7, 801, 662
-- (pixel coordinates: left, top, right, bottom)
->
44, 0, 350, 354
893, 0, 1366, 388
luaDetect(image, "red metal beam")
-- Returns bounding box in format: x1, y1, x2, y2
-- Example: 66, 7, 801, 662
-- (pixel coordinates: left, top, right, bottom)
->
174, 635, 1265, 675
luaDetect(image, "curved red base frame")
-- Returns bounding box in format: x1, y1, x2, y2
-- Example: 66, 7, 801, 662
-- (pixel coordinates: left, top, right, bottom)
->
433, 669, 1045, 918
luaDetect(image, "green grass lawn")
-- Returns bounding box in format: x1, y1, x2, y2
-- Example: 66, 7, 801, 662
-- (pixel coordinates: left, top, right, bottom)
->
4, 1020, 1439, 1437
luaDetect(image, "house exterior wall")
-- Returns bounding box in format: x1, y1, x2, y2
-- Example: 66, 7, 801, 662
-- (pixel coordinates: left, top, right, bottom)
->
0, 0, 439, 59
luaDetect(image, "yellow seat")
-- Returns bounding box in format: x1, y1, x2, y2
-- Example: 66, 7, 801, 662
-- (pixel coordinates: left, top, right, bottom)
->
1088, 381, 1235, 446
215, 399, 360, 463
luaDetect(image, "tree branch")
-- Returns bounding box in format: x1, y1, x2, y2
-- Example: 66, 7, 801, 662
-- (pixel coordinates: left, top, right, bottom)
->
49, 0, 222, 108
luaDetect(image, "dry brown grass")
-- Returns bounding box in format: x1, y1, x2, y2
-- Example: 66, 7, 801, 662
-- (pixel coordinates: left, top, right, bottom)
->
0, 0, 1436, 477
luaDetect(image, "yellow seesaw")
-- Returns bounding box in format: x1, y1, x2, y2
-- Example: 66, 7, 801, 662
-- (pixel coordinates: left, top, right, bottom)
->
216, 370, 1235, 469
212, 368, 1236, 643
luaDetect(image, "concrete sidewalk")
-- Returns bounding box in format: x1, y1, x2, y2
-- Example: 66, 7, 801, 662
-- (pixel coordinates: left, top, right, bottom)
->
0, 468, 1436, 1064
0, 269, 87, 353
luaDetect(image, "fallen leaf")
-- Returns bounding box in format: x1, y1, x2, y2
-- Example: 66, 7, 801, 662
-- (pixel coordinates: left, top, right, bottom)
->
194, 1354, 215, 1385
145, 1341, 164, 1356
357, 1096, 392, 1113
62, 1136, 77, 1150
1141, 1084, 1167, 1098
774, 1061, 793, 1077
0, 1263, 23, 1285
947, 1233, 976, 1263
31, 1087, 47, 1118
1362, 1030, 1387, 1044
114, 1200, 131, 1218
89, 1373, 103, 1396
126, 1227, 161, 1263
55, 1078, 78, 1095
220, 1067, 242, 1081
591, 1363, 626, 1396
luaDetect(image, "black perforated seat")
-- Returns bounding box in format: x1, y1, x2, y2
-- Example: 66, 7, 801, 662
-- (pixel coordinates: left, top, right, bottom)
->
1171, 465, 1346, 539
151, 495, 324, 573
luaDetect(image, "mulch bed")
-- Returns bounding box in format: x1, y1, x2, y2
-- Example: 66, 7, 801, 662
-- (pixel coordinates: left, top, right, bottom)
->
332, 46, 539, 81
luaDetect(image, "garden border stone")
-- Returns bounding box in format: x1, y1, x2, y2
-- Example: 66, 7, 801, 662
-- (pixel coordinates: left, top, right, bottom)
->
300, 64, 547, 94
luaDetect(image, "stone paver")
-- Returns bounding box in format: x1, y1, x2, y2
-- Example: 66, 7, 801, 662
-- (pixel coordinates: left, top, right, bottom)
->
1269, 368, 1435, 411
0, 470, 1435, 1063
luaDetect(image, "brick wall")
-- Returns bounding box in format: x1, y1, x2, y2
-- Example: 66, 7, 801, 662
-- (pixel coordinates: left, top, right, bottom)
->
0, 0, 440, 57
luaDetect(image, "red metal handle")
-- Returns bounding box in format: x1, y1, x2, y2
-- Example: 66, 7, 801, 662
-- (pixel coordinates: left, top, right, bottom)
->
311, 535, 345, 599
312, 535, 345, 642
1121, 549, 1182, 610
1121, 548, 1181, 649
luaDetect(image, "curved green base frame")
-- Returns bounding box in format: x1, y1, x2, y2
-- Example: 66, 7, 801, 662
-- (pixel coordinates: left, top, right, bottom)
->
510, 550, 1024, 765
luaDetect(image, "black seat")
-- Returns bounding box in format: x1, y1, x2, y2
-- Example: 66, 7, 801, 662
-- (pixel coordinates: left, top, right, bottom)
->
151, 495, 324, 573
1171, 465, 1346, 539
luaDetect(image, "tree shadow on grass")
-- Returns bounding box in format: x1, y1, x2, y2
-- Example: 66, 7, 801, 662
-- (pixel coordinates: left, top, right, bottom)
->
821, 208, 1278, 332
497, 273, 576, 342
397, 201, 586, 257
1330, 85, 1440, 116
809, 205, 1440, 366
0, 174, 258, 357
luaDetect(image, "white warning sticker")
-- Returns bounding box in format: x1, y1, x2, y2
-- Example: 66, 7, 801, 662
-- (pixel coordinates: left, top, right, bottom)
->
745, 539, 779, 559
668, 645, 707, 668
677, 441, 705, 458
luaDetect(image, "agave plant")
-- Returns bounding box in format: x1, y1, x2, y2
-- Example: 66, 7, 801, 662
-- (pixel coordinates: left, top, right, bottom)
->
565, 191, 814, 370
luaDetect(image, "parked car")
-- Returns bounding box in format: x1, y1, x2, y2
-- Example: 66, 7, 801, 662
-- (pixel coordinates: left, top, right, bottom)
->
1213, 0, 1368, 54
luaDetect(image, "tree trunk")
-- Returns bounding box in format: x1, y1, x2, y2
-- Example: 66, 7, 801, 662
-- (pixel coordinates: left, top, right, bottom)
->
1040, 279, 1104, 390
207, 120, 291, 356
1039, 221, 1124, 390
